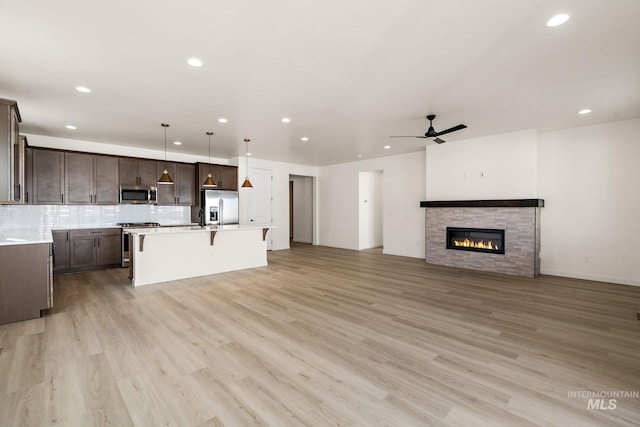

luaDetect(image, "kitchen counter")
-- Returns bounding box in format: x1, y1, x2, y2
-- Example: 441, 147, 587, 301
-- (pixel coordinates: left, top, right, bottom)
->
0, 223, 204, 247
0, 227, 54, 246
0, 225, 123, 246
128, 224, 274, 286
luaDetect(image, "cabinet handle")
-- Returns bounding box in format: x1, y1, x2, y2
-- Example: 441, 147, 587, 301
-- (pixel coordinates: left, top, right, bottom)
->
25, 191, 28, 203
61, 194, 64, 204
97, 238, 100, 247
66, 231, 69, 242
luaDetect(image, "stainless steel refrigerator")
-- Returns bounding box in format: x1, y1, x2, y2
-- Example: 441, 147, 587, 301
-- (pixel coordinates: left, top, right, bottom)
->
201, 190, 239, 226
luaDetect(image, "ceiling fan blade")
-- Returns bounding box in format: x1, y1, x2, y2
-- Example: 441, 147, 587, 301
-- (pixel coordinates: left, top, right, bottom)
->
434, 124, 467, 137
433, 137, 446, 144
389, 135, 428, 138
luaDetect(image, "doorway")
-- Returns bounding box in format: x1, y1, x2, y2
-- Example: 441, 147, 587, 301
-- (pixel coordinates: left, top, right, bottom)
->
289, 175, 314, 245
358, 170, 383, 250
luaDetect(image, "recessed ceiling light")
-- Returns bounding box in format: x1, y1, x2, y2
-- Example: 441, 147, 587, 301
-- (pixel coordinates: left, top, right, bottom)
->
301, 137, 309, 141
384, 145, 391, 150
246, 152, 252, 156
65, 125, 77, 130
357, 154, 363, 158
75, 86, 91, 93
578, 109, 592, 115
281, 117, 291, 123
218, 118, 228, 123
187, 58, 203, 67
547, 13, 570, 27
173, 141, 182, 145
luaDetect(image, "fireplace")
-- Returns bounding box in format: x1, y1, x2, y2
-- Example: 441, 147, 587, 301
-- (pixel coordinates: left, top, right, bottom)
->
422, 199, 543, 277
446, 227, 505, 254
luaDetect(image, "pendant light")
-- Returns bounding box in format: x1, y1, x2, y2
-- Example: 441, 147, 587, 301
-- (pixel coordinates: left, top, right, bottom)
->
157, 123, 174, 185
202, 131, 217, 188
241, 138, 253, 188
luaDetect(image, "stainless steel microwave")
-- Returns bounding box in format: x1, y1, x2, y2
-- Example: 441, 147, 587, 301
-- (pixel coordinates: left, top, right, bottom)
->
119, 185, 157, 204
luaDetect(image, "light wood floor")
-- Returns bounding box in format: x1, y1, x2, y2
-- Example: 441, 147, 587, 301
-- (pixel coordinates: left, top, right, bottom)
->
1, 244, 639, 426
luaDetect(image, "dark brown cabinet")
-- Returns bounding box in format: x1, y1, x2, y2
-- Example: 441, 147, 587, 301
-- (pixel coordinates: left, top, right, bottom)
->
217, 165, 238, 191
0, 98, 21, 203
0, 243, 53, 325
24, 146, 32, 204
52, 230, 70, 273
119, 157, 157, 186
195, 163, 238, 191
32, 148, 65, 204
68, 228, 120, 271
156, 161, 195, 205
65, 153, 119, 204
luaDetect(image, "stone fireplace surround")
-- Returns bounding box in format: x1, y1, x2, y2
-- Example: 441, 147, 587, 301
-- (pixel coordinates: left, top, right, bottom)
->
421, 199, 543, 277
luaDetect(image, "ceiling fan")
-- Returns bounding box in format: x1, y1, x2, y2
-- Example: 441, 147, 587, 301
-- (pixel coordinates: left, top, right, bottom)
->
390, 114, 467, 144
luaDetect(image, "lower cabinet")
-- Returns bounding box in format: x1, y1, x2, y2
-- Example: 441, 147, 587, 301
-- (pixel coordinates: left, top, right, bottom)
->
54, 228, 121, 273
0, 243, 53, 325
52, 230, 70, 272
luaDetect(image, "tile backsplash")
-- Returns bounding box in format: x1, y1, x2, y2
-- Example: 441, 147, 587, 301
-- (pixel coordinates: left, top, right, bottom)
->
0, 204, 191, 230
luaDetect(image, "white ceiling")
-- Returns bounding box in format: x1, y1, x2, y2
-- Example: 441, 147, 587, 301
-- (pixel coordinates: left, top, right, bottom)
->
1, 0, 638, 166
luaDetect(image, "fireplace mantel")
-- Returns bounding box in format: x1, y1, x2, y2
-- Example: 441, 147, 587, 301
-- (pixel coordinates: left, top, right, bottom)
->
420, 199, 544, 208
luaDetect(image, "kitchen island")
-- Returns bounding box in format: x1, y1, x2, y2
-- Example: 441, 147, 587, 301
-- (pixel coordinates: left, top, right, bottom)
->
127, 224, 273, 286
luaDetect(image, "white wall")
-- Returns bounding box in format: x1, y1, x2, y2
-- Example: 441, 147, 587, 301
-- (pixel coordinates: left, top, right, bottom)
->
426, 129, 538, 200
358, 170, 383, 250
538, 119, 640, 286
319, 151, 426, 258
238, 157, 319, 251
290, 175, 314, 244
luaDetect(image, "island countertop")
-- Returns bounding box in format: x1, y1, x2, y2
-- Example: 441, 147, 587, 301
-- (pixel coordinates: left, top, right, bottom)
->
126, 224, 274, 235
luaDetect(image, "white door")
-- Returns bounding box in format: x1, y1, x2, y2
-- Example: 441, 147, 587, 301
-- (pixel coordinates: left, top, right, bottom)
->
358, 170, 383, 250
247, 167, 273, 249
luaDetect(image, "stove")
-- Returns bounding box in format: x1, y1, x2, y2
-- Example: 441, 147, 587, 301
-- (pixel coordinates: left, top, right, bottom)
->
118, 222, 161, 267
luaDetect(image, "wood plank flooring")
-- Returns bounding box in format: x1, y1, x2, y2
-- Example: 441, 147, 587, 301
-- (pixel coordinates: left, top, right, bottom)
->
1, 243, 639, 426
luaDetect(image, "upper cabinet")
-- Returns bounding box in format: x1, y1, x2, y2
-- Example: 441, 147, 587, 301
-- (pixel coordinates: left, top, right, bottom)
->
119, 157, 156, 186
65, 152, 119, 204
24, 145, 32, 204
32, 148, 65, 204
195, 163, 238, 191
0, 98, 22, 204
155, 161, 194, 205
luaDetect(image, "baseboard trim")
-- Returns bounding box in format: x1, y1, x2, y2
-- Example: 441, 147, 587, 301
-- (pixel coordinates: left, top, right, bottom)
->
541, 268, 639, 287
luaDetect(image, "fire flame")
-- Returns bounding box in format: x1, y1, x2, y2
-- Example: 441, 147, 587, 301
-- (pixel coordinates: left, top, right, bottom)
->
453, 238, 499, 251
